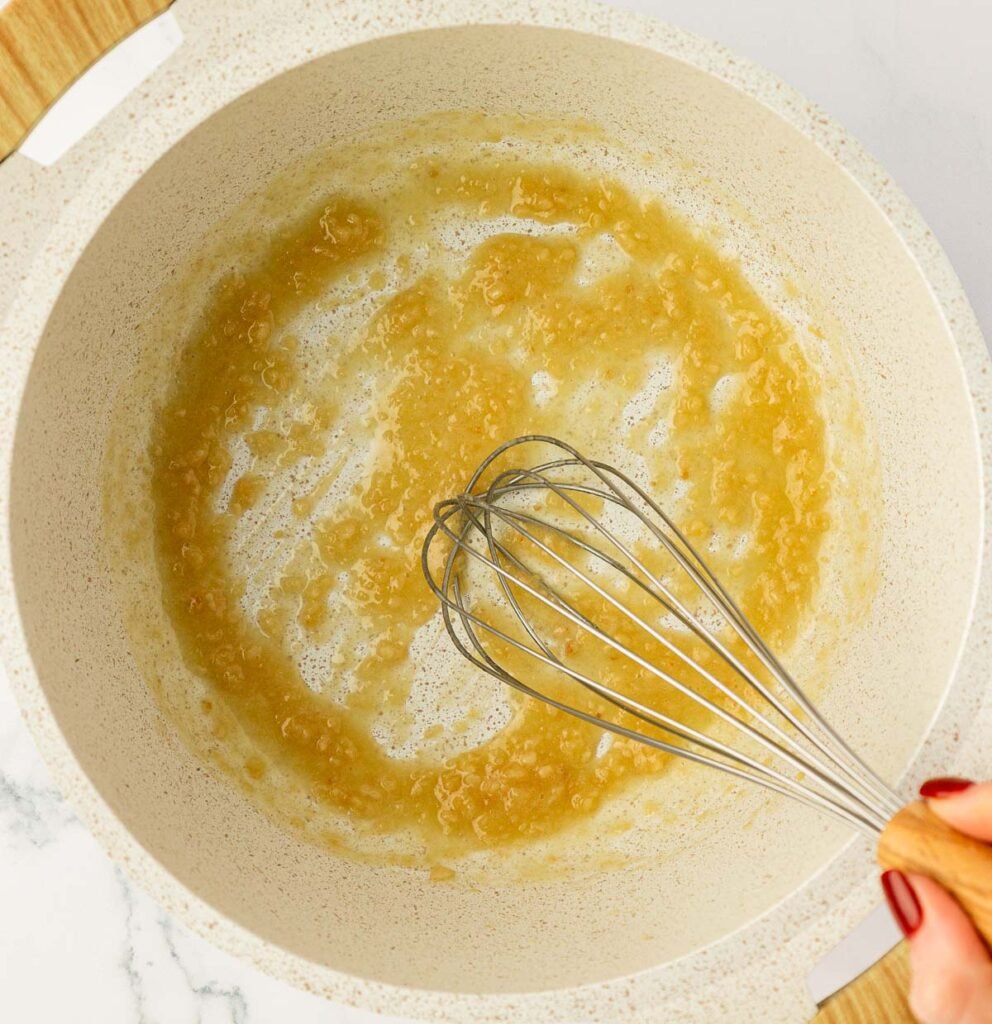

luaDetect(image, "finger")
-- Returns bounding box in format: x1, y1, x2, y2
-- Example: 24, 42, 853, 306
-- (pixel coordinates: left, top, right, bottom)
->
882, 871, 992, 1024
920, 779, 992, 843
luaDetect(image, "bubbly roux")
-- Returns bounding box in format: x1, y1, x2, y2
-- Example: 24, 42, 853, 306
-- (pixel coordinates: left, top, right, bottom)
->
147, 118, 837, 865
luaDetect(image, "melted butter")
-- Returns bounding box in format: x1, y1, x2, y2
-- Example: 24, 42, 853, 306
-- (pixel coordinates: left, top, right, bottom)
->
150, 122, 832, 862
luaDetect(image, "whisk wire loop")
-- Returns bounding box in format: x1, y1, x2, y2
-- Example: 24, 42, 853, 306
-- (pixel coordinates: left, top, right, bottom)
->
422, 435, 901, 837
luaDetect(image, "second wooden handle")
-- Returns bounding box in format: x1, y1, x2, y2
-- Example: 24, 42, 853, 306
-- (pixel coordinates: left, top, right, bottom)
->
878, 799, 992, 948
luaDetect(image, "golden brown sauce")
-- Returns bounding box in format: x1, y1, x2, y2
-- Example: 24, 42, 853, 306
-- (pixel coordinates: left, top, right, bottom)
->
150, 121, 832, 863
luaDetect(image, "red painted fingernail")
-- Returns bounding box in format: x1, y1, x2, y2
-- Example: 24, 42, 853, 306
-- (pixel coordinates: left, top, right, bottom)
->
919, 777, 974, 799
881, 870, 923, 938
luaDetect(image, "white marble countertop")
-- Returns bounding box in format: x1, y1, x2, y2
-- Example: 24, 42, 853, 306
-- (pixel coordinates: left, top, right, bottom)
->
2, 1, 990, 1021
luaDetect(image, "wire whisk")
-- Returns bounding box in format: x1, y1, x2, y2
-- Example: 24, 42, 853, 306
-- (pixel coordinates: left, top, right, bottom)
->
422, 434, 908, 837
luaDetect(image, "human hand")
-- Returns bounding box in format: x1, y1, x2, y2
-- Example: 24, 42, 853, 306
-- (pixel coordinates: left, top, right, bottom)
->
881, 779, 992, 1024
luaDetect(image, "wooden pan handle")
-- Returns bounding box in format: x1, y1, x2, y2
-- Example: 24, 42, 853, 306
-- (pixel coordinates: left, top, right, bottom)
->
878, 799, 992, 948
0, 0, 172, 161
811, 944, 912, 1024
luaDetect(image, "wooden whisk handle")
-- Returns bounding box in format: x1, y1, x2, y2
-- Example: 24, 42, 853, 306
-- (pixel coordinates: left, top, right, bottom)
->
878, 800, 992, 948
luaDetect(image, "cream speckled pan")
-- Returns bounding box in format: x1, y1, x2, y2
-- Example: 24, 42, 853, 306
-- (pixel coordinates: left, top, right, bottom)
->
1, 2, 991, 1022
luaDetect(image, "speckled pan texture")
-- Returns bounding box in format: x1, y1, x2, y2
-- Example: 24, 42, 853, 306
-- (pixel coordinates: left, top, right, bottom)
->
1, 1, 990, 1022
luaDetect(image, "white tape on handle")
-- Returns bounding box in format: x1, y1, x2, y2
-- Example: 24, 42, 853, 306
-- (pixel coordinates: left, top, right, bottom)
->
806, 902, 903, 1006
19, 9, 183, 167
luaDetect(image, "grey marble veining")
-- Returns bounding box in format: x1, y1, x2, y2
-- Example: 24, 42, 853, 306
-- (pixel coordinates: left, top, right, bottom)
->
0, 678, 402, 1023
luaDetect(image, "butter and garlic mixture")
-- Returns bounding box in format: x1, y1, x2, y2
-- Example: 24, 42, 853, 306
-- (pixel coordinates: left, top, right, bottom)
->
148, 116, 837, 863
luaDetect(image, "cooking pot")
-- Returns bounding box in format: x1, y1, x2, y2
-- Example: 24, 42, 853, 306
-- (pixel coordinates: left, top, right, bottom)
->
1, 2, 990, 1021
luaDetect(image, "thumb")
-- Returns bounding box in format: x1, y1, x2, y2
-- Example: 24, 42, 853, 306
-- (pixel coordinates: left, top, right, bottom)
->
882, 870, 992, 1024
920, 779, 992, 843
